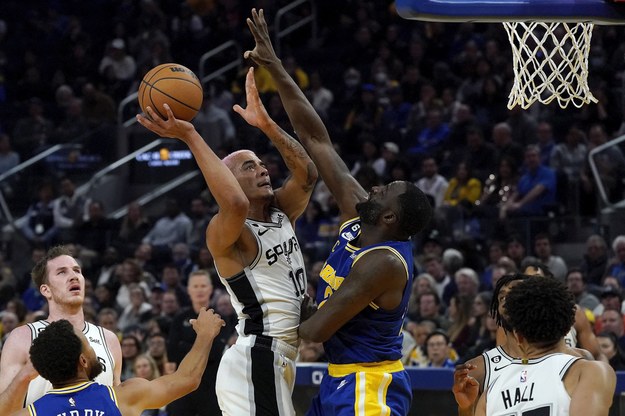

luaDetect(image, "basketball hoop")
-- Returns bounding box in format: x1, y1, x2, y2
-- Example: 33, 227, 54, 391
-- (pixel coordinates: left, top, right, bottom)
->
503, 21, 597, 109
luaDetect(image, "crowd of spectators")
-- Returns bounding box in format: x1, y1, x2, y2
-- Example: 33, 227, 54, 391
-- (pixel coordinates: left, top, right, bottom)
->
2, 0, 625, 385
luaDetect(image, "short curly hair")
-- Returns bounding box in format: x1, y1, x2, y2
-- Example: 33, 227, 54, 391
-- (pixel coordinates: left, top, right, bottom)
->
30, 319, 82, 384
490, 273, 528, 332
505, 277, 575, 348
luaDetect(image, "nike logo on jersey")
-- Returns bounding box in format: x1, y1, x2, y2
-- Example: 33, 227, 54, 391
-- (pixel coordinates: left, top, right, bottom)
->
494, 364, 511, 371
337, 380, 348, 390
258, 228, 269, 236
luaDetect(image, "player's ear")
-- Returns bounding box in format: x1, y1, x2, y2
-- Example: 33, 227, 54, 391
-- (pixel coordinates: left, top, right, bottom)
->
79, 353, 88, 368
382, 209, 397, 225
39, 284, 51, 299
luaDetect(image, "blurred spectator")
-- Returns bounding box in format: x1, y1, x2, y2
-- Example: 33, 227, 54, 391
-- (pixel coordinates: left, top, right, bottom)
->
343, 84, 383, 143
351, 139, 384, 177
566, 268, 600, 312
446, 294, 474, 357
97, 307, 122, 339
422, 254, 453, 304
597, 331, 625, 371
171, 242, 194, 284
0, 133, 20, 176
407, 108, 449, 160
600, 309, 625, 351
415, 156, 448, 208
550, 126, 588, 183
120, 333, 143, 381
53, 176, 91, 244
579, 234, 609, 288
12, 97, 55, 157
146, 332, 175, 377
423, 330, 456, 368
506, 235, 527, 270
98, 38, 137, 100
75, 200, 117, 270
194, 93, 235, 149
380, 85, 412, 142
81, 83, 116, 127
118, 283, 153, 332
461, 125, 497, 183
115, 258, 151, 310
536, 121, 556, 166
0, 310, 18, 344
308, 71, 334, 121
505, 105, 537, 146
115, 201, 152, 258
20, 181, 58, 249
160, 263, 190, 308
296, 200, 333, 264
442, 161, 482, 208
480, 241, 506, 290
492, 122, 524, 168
53, 98, 88, 144
142, 198, 192, 262
532, 233, 568, 281
416, 291, 448, 329
167, 270, 226, 415
606, 235, 625, 286
501, 145, 556, 218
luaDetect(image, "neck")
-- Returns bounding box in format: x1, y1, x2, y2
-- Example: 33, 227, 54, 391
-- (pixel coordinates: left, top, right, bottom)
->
358, 223, 397, 246
52, 377, 89, 389
247, 200, 273, 222
47, 304, 85, 329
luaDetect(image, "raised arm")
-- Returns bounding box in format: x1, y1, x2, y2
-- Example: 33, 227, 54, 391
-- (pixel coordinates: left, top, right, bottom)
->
233, 67, 317, 223
244, 8, 366, 222
115, 308, 224, 414
136, 105, 249, 260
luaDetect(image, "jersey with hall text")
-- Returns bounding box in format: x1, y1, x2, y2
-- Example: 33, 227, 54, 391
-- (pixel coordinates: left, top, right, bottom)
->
25, 321, 116, 406
27, 382, 121, 416
485, 353, 580, 416
315, 217, 414, 364
218, 208, 306, 347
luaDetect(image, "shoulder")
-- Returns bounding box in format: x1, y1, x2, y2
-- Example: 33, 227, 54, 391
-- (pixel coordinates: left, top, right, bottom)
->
2, 325, 33, 351
100, 326, 121, 347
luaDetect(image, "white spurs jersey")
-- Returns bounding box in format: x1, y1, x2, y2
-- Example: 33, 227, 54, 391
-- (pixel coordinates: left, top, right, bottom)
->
483, 346, 515, 392
25, 320, 116, 406
218, 208, 306, 347
485, 353, 580, 416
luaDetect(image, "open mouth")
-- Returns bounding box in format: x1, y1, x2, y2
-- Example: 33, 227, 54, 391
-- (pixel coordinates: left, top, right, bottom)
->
258, 181, 271, 188
69, 284, 81, 293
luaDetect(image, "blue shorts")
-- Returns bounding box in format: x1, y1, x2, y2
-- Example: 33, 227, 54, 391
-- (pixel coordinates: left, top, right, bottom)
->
306, 361, 412, 416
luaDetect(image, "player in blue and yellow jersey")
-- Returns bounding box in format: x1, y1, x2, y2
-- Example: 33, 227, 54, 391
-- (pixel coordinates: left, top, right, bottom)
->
243, 9, 434, 414
1, 309, 224, 416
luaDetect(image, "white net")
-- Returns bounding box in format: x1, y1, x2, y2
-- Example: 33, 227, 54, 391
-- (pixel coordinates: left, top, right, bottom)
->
503, 21, 597, 109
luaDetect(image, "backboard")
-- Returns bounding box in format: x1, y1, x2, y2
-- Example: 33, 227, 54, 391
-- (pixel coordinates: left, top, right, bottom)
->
396, 0, 625, 24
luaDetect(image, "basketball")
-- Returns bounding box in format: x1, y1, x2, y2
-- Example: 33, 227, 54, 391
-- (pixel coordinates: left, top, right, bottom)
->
138, 63, 203, 121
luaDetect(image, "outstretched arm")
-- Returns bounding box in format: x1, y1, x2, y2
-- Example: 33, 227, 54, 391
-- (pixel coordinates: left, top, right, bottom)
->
136, 105, 249, 261
115, 308, 225, 414
234, 67, 317, 223
244, 8, 366, 222
574, 306, 606, 362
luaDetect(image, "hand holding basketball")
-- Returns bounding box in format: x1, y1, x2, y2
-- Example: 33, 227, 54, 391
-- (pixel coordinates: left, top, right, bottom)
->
138, 63, 203, 121
136, 103, 195, 142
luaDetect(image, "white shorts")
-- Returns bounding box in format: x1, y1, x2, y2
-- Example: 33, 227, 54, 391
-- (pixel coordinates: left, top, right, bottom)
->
216, 334, 298, 416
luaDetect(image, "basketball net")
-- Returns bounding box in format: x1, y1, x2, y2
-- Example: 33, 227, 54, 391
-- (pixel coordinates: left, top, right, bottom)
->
503, 21, 597, 109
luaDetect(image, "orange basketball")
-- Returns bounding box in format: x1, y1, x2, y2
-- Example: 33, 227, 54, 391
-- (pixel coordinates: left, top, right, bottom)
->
138, 63, 203, 121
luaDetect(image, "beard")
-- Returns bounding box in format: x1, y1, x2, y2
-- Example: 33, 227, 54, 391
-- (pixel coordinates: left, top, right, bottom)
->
356, 199, 383, 225
88, 358, 104, 380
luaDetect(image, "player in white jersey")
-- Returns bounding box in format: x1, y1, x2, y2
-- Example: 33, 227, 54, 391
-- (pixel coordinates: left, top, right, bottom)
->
24, 319, 116, 404
457, 277, 615, 416
0, 246, 122, 413
136, 58, 317, 414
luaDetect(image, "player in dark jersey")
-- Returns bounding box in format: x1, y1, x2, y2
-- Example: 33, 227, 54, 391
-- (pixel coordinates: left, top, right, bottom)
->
243, 9, 433, 414
1, 308, 224, 416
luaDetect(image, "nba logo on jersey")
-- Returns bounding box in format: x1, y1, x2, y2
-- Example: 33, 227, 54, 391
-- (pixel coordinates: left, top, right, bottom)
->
520, 370, 527, 383
69, 397, 76, 407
